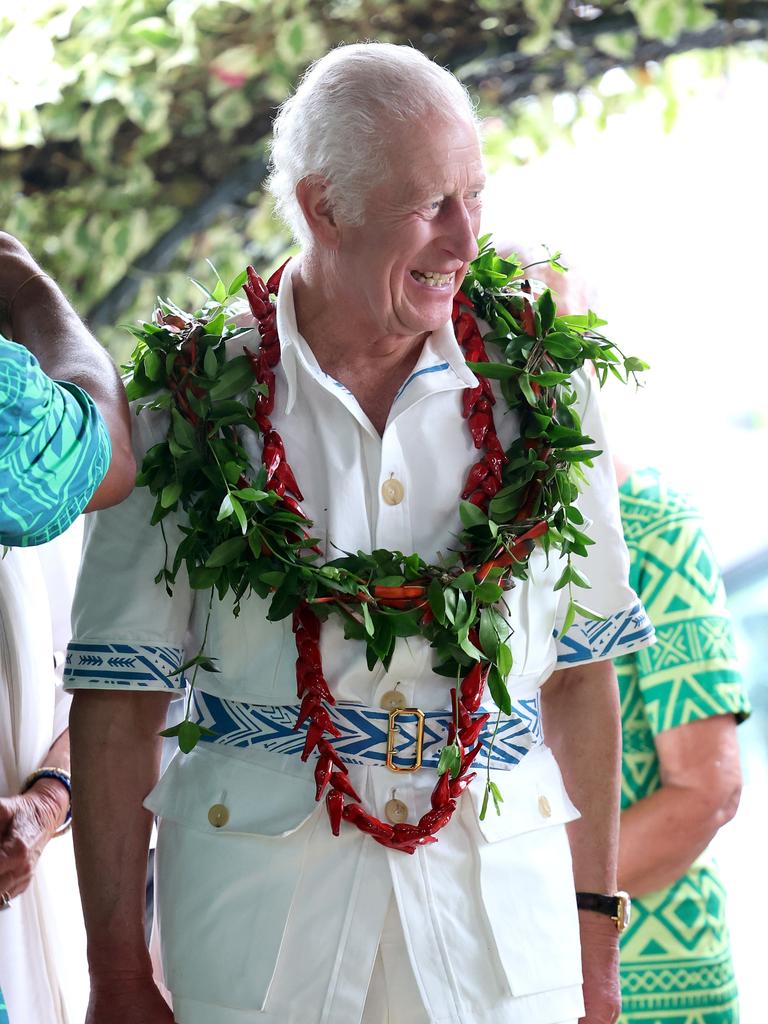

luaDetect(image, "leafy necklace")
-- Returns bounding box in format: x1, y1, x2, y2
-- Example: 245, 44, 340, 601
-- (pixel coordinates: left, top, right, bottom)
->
125, 240, 646, 853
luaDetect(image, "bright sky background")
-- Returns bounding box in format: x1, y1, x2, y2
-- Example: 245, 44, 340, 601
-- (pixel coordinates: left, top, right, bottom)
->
484, 55, 768, 570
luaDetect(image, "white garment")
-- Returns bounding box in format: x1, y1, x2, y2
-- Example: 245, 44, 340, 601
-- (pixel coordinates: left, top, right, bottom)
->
0, 525, 88, 1024
65, 259, 653, 1023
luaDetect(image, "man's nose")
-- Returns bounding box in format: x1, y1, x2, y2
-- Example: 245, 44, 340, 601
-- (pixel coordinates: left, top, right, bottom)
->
444, 199, 479, 264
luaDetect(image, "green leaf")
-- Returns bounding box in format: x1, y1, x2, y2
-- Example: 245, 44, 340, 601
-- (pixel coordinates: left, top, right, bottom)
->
160, 481, 181, 508
536, 288, 556, 333
479, 784, 490, 821
459, 500, 489, 529
569, 565, 592, 589
259, 571, 286, 587
572, 601, 606, 622
178, 719, 203, 754
227, 269, 248, 296
488, 665, 512, 715
217, 492, 234, 521
518, 372, 537, 406
170, 409, 197, 450
560, 599, 576, 638
465, 360, 520, 381
144, 349, 162, 381
623, 356, 649, 373
230, 494, 247, 534
489, 780, 504, 815
204, 346, 218, 378
474, 580, 504, 604
438, 742, 462, 779
237, 487, 270, 502
205, 536, 247, 568
553, 563, 572, 591
209, 355, 255, 400
362, 602, 375, 637
496, 642, 513, 678
428, 578, 446, 625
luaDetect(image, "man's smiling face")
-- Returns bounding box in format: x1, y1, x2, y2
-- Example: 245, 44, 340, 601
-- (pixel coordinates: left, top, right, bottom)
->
334, 114, 485, 342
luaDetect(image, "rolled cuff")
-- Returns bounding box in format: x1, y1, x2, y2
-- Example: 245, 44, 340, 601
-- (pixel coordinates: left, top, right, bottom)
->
63, 641, 187, 693
554, 600, 655, 666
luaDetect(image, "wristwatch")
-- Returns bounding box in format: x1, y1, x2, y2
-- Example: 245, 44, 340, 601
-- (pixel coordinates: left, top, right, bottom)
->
575, 891, 632, 933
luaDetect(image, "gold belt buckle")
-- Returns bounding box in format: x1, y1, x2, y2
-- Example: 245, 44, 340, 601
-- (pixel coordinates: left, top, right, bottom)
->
386, 708, 425, 772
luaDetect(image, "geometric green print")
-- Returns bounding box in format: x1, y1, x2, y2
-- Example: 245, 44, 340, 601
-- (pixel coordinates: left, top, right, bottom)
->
614, 469, 749, 1024
0, 334, 111, 547
0, 987, 7, 1024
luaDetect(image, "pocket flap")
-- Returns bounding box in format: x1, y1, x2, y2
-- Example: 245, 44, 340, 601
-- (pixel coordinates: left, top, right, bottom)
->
144, 745, 321, 838
466, 745, 580, 843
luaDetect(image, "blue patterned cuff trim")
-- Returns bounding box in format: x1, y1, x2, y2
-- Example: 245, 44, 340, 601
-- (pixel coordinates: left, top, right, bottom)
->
555, 600, 655, 665
64, 642, 186, 690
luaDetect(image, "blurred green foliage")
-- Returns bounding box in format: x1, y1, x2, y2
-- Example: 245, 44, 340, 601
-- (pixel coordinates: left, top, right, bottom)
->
0, 0, 764, 358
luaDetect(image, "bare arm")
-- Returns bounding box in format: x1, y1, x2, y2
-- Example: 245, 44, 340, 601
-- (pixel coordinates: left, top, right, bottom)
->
542, 659, 622, 1024
69, 690, 170, 975
0, 232, 135, 510
618, 714, 741, 896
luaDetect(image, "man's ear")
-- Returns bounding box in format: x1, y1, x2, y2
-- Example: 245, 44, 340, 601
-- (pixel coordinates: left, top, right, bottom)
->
295, 177, 340, 249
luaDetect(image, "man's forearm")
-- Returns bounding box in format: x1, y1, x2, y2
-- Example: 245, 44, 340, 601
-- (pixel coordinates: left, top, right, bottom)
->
541, 660, 622, 891
70, 690, 171, 976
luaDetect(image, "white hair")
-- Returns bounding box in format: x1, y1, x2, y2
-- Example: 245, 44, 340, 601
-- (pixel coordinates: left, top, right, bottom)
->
267, 42, 479, 246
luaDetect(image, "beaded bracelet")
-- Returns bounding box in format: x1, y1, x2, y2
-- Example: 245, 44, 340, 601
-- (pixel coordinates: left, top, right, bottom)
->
22, 767, 72, 836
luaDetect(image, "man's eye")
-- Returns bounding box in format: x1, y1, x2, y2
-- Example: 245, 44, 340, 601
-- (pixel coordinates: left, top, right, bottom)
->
428, 198, 444, 212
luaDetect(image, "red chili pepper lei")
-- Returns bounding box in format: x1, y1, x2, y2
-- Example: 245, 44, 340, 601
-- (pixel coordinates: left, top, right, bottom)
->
240, 267, 515, 852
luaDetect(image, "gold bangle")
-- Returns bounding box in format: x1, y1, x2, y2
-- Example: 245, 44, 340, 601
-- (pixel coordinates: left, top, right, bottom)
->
8, 271, 51, 316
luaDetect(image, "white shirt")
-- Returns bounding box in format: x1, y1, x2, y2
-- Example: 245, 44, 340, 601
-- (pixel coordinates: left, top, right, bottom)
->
65, 260, 653, 1024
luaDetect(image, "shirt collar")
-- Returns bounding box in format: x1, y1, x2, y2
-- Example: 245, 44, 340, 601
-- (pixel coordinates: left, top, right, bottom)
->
274, 258, 479, 416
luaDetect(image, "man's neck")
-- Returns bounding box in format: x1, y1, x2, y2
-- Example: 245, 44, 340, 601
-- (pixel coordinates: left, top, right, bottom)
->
292, 256, 430, 385
291, 258, 429, 433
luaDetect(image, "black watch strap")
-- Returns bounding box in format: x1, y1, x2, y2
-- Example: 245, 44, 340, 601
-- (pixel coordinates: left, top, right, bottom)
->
575, 891, 631, 932
575, 892, 618, 916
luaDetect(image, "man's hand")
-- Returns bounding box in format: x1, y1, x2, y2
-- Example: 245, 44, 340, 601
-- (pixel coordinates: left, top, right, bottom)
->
0, 781, 68, 899
578, 911, 621, 1024
86, 974, 175, 1024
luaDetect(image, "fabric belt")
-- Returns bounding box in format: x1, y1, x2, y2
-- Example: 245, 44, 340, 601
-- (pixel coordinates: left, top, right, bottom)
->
190, 689, 543, 771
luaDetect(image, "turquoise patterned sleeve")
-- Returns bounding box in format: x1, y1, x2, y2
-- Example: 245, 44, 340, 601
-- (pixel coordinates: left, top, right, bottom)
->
0, 334, 111, 547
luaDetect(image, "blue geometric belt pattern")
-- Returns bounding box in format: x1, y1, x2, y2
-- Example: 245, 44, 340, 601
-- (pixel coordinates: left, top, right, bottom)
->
556, 600, 655, 665
191, 689, 542, 770
64, 642, 186, 689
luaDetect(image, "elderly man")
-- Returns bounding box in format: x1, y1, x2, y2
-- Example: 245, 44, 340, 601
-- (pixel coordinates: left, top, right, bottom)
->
66, 44, 652, 1024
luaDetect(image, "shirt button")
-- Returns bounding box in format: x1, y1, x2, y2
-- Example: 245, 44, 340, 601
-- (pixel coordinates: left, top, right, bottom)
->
208, 803, 230, 828
381, 478, 405, 506
380, 689, 407, 711
538, 795, 552, 819
384, 798, 409, 824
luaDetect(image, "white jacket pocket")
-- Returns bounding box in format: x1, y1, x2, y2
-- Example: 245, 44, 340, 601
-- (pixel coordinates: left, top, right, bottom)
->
462, 745, 584, 998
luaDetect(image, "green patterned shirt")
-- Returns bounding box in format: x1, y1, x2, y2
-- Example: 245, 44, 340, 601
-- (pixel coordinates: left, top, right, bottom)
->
616, 468, 750, 1024
0, 334, 111, 546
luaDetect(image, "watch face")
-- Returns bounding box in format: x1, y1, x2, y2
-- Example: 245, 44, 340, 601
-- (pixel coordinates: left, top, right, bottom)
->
616, 891, 632, 932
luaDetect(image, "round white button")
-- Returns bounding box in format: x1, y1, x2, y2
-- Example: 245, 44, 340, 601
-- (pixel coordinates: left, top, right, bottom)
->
208, 803, 230, 828
384, 798, 409, 824
381, 478, 405, 506
380, 689, 407, 711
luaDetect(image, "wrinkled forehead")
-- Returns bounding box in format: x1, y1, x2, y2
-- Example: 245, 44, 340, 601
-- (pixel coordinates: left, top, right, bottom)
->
378, 115, 486, 198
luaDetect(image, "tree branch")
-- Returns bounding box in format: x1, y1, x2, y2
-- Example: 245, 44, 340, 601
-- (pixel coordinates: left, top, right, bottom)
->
85, 154, 269, 329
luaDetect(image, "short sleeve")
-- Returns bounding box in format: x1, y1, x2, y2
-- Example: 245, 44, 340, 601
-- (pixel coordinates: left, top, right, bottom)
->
63, 405, 195, 696
0, 336, 111, 547
554, 371, 655, 666
617, 470, 749, 736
